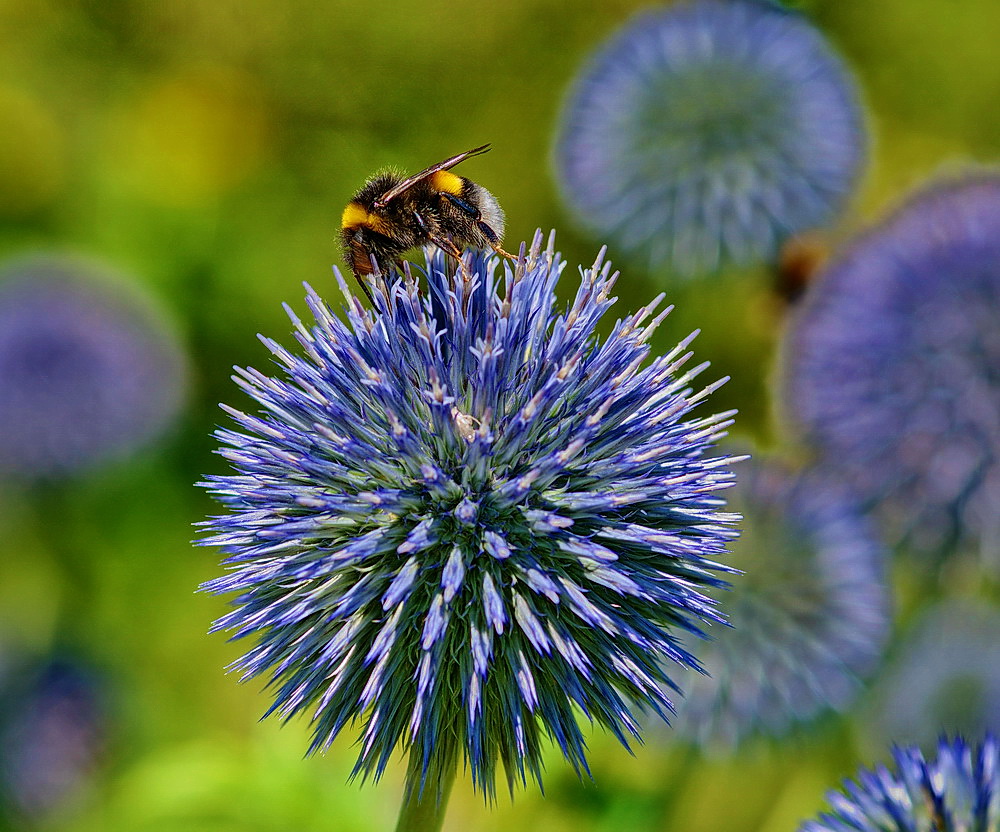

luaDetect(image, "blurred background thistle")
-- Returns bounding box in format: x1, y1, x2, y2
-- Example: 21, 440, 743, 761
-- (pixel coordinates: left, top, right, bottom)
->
0, 654, 107, 824
554, 0, 866, 277
784, 175, 1000, 561
0, 256, 186, 480
670, 456, 889, 748
2, 0, 1000, 829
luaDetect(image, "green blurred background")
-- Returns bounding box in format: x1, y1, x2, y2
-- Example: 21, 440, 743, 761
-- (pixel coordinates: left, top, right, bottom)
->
1, 1, 998, 829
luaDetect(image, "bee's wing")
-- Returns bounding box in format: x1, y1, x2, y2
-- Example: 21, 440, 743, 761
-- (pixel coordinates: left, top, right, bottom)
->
373, 144, 491, 208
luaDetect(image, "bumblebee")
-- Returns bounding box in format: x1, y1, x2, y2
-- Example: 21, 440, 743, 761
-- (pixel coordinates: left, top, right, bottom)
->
340, 144, 514, 303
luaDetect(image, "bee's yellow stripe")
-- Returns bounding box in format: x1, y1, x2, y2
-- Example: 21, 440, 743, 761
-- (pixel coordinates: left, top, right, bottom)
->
341, 202, 390, 235
430, 170, 463, 195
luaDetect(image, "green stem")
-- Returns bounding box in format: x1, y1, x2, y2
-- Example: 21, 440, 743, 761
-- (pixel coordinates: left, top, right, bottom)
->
394, 749, 458, 832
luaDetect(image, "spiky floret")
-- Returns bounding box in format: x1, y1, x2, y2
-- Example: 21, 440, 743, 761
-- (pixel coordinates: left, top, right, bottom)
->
800, 736, 1000, 831
199, 232, 740, 797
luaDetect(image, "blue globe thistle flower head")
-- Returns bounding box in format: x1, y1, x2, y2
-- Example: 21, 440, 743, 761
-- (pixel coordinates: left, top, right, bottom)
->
864, 601, 1000, 753
555, 0, 866, 278
672, 457, 889, 747
784, 175, 1000, 557
0, 255, 187, 480
200, 232, 742, 797
800, 735, 1000, 832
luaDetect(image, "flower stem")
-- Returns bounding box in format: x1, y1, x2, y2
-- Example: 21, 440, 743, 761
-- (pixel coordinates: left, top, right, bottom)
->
394, 750, 458, 832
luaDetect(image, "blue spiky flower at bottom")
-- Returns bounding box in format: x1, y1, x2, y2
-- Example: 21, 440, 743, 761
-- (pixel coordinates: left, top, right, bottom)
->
800, 736, 1000, 831
199, 232, 741, 797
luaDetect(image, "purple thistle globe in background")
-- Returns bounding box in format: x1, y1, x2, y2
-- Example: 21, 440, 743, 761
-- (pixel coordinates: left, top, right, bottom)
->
863, 601, 1000, 753
671, 457, 889, 747
554, 0, 866, 277
0, 255, 187, 479
784, 176, 1000, 558
200, 233, 742, 797
799, 736, 1000, 832
0, 658, 106, 821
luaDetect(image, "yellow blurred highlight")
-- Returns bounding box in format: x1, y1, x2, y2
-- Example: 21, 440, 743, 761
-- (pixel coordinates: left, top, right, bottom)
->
0, 507, 61, 651
668, 749, 788, 832
860, 123, 968, 221
757, 760, 833, 832
0, 83, 65, 216
109, 67, 271, 206
99, 734, 385, 832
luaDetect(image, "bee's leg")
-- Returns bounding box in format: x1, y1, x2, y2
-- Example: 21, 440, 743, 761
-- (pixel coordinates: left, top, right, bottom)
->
352, 271, 376, 306
345, 234, 378, 306
488, 239, 517, 261
429, 234, 471, 282
415, 208, 471, 280
478, 221, 516, 261
412, 210, 431, 236
441, 193, 516, 261
425, 234, 464, 261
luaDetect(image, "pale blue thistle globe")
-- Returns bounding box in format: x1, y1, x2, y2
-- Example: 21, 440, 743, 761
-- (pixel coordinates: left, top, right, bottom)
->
784, 175, 1000, 557
800, 736, 1000, 832
864, 601, 1000, 753
200, 233, 741, 796
672, 457, 889, 747
555, 0, 866, 277
0, 255, 187, 479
